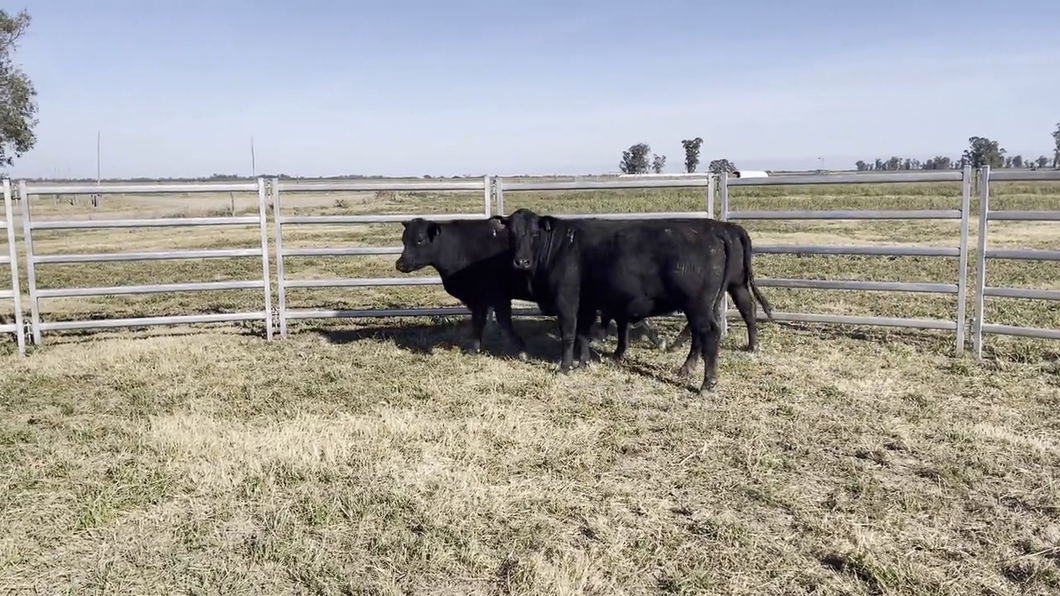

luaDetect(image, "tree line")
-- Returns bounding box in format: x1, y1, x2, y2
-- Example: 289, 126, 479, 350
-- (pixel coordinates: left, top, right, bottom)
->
854, 133, 1060, 171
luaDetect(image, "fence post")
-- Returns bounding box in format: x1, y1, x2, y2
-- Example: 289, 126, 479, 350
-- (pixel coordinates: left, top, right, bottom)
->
483, 174, 492, 217
955, 165, 971, 353
257, 177, 274, 340
271, 177, 289, 339
972, 166, 990, 358
2, 179, 25, 355
717, 171, 730, 338
18, 181, 42, 345
495, 177, 505, 215
706, 174, 715, 219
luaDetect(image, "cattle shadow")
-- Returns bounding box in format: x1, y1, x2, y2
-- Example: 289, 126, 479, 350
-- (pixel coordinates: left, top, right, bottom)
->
309, 316, 761, 392
309, 317, 572, 363
608, 357, 703, 393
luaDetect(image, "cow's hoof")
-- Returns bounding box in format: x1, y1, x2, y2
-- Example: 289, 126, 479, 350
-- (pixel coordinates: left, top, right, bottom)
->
697, 387, 716, 398
463, 347, 480, 356
676, 365, 693, 378
515, 351, 529, 362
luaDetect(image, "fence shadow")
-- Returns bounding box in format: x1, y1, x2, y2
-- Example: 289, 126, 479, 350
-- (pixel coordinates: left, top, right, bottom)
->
758, 319, 957, 352
309, 317, 570, 364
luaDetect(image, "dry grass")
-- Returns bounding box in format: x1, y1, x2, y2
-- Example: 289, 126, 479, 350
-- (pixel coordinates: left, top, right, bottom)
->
0, 179, 1059, 595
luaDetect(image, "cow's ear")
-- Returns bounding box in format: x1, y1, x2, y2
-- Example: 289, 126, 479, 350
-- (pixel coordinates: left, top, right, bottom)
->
540, 216, 558, 231
488, 215, 508, 232
427, 222, 441, 240
401, 221, 410, 228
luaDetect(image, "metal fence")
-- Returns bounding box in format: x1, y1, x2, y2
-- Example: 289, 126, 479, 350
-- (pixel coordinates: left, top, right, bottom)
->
270, 176, 493, 338
972, 166, 1060, 356
18, 179, 274, 345
1, 167, 1058, 357
719, 168, 973, 352
1, 180, 26, 355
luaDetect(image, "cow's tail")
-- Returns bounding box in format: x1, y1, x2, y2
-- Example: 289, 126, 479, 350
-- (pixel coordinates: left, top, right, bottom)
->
738, 225, 773, 319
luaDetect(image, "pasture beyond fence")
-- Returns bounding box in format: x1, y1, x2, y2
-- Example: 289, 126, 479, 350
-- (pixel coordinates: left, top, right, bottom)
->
0, 167, 1057, 359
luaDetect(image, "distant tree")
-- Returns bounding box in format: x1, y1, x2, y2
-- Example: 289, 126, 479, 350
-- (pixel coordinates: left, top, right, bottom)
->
619, 142, 652, 174
0, 9, 38, 167
1037, 155, 1050, 169
1052, 123, 1060, 167
924, 156, 952, 170
874, 158, 884, 170
855, 160, 869, 171
962, 136, 1006, 169
681, 137, 703, 173
707, 159, 736, 175
651, 153, 666, 174
1011, 155, 1023, 168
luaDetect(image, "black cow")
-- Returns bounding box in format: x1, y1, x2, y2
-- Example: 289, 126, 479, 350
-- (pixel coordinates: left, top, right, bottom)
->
488, 209, 732, 395
395, 217, 534, 359
597, 219, 773, 353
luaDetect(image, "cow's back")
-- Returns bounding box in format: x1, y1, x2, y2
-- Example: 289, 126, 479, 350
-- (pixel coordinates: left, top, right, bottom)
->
575, 220, 726, 318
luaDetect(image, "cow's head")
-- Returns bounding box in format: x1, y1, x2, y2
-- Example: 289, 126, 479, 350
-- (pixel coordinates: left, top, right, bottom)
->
395, 218, 442, 273
488, 208, 556, 271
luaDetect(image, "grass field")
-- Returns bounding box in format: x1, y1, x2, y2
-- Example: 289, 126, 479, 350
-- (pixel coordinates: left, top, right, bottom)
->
1, 177, 1059, 595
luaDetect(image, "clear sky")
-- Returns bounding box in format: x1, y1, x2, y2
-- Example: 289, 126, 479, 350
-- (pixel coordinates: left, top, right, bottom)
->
6, 0, 1060, 178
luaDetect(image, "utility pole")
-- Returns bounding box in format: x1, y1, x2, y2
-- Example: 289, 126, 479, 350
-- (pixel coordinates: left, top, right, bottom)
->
94, 130, 101, 207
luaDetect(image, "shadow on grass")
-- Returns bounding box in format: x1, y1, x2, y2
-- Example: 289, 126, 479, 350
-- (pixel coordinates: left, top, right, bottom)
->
758, 319, 960, 352
309, 316, 712, 392
0, 308, 268, 354
308, 317, 567, 364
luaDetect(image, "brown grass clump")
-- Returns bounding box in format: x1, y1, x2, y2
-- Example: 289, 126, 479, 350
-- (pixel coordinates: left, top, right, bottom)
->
0, 179, 1058, 594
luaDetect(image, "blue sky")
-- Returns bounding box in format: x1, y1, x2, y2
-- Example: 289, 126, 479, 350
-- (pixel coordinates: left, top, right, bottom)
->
6, 0, 1060, 178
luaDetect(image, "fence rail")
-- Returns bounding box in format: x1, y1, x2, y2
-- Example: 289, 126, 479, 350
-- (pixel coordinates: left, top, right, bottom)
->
17, 178, 274, 345
718, 167, 973, 351
0, 180, 25, 355
972, 166, 1060, 355
270, 176, 493, 338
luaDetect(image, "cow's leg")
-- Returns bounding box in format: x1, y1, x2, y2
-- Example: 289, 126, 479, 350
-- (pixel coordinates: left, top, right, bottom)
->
676, 322, 701, 377
556, 306, 578, 374
575, 305, 598, 365
594, 313, 612, 342
666, 323, 692, 353
730, 284, 758, 352
698, 311, 722, 395
693, 292, 725, 395
612, 316, 631, 360
492, 301, 528, 361
465, 305, 489, 355
633, 319, 666, 351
